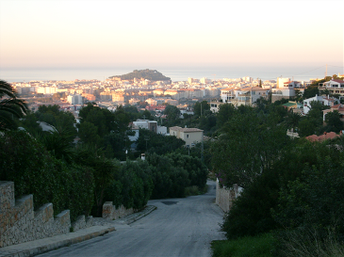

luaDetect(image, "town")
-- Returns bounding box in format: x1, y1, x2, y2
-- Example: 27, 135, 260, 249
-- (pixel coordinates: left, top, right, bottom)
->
11, 69, 344, 119
2, 70, 344, 256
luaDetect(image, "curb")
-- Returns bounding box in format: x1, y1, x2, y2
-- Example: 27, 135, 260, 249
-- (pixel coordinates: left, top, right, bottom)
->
0, 205, 157, 257
0, 226, 115, 257
126, 205, 157, 225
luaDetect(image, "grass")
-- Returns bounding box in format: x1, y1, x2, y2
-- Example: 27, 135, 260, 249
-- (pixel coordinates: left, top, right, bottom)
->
274, 227, 344, 257
211, 233, 275, 257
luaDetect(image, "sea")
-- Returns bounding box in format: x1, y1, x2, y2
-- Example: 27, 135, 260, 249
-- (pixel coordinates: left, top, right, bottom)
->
0, 65, 342, 83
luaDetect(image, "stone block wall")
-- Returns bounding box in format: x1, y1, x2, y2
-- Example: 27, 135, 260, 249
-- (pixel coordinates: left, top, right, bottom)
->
0, 181, 93, 248
71, 215, 94, 232
215, 179, 240, 212
102, 202, 135, 220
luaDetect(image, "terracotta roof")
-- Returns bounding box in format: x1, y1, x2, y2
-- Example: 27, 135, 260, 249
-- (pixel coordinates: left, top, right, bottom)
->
333, 79, 344, 83
306, 132, 339, 142
329, 104, 344, 112
306, 134, 319, 142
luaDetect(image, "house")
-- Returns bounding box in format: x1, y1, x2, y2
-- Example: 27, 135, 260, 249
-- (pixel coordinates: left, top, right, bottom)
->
282, 101, 303, 114
220, 87, 269, 106
322, 104, 344, 122
132, 119, 158, 133
210, 101, 224, 113
303, 94, 339, 115
169, 126, 203, 147
128, 120, 168, 150
319, 79, 344, 95
231, 87, 269, 107
271, 87, 295, 103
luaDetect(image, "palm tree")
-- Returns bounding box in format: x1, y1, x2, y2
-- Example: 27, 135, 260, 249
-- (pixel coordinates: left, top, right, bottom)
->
0, 80, 28, 131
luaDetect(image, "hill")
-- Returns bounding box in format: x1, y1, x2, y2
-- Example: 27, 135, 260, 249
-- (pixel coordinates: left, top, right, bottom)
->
109, 69, 171, 82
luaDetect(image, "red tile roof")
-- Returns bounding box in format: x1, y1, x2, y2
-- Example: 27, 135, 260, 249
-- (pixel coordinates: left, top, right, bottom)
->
306, 132, 339, 142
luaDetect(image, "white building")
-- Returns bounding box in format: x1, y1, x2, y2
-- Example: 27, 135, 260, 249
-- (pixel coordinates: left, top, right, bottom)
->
220, 88, 235, 103
277, 77, 291, 88
36, 86, 57, 95
169, 126, 203, 148
319, 79, 344, 96
210, 101, 224, 113
67, 94, 83, 105
303, 94, 339, 115
220, 87, 269, 106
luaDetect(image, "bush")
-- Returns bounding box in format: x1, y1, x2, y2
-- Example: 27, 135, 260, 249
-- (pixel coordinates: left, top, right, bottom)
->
273, 143, 344, 232
104, 160, 153, 210
166, 152, 208, 189
147, 153, 190, 199
67, 164, 95, 221
221, 168, 281, 240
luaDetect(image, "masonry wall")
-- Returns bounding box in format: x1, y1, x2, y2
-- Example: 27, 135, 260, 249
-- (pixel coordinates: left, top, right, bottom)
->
102, 202, 135, 220
215, 179, 239, 212
0, 181, 93, 248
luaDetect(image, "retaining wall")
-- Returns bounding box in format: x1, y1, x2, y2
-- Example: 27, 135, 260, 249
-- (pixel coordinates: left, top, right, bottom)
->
102, 202, 135, 220
0, 181, 92, 248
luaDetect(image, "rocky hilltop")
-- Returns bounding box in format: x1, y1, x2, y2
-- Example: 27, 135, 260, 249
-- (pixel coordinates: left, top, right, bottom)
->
109, 69, 171, 82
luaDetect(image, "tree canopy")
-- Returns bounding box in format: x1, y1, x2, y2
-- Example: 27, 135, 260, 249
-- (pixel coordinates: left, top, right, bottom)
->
0, 80, 28, 131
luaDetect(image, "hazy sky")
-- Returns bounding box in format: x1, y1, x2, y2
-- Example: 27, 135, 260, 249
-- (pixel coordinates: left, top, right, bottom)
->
0, 0, 343, 69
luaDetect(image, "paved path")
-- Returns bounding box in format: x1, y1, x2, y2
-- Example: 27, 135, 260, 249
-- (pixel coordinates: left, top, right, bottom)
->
37, 180, 225, 257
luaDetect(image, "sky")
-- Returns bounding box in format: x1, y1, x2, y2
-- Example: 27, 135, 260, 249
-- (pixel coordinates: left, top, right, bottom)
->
0, 0, 343, 72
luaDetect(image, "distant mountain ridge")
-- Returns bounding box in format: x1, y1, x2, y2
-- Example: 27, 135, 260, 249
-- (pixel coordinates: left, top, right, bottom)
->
109, 69, 171, 82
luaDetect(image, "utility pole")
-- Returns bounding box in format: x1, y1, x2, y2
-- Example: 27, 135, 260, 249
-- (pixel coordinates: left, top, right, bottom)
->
201, 101, 203, 116
325, 64, 328, 78
144, 135, 149, 152
201, 133, 204, 162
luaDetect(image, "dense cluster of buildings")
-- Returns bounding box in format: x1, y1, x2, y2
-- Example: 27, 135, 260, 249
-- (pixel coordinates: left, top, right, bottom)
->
11, 75, 322, 111
10, 73, 344, 146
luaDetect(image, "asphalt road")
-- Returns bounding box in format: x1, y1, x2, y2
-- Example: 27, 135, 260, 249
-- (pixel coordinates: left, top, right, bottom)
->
37, 180, 226, 257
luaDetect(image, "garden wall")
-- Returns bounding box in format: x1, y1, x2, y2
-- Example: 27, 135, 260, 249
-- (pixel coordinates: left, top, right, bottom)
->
0, 181, 93, 248
102, 202, 135, 220
215, 179, 240, 212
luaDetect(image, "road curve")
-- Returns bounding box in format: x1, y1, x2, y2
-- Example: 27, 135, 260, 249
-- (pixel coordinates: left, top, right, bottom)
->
37, 180, 226, 257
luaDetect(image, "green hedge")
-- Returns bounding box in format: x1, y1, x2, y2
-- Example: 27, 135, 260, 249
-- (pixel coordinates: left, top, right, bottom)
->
0, 131, 94, 221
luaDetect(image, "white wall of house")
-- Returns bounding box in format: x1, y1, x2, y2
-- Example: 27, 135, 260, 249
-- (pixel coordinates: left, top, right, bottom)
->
303, 95, 339, 115
180, 131, 203, 147
157, 126, 167, 135
169, 126, 203, 147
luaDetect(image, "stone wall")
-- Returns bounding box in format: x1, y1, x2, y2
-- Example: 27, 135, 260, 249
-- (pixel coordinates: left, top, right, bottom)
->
102, 202, 135, 220
0, 181, 92, 248
215, 179, 240, 212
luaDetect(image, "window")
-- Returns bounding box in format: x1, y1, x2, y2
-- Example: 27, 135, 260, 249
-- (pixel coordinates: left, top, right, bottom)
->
186, 134, 189, 138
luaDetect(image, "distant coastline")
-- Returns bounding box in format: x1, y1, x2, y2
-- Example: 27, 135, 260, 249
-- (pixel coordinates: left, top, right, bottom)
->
0, 65, 340, 83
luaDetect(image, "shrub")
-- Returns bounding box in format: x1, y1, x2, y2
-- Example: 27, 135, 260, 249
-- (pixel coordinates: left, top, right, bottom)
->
104, 160, 153, 210
147, 153, 190, 199
221, 168, 281, 240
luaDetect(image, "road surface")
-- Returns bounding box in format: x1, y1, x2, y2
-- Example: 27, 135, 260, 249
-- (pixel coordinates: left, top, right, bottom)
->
37, 180, 225, 257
